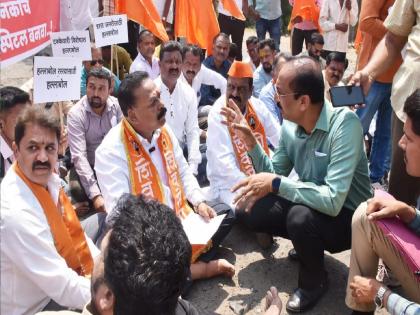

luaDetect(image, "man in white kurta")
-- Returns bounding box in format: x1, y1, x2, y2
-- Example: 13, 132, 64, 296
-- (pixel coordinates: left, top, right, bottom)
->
1, 107, 99, 315
319, 0, 358, 55
154, 42, 201, 175
95, 122, 204, 215
180, 45, 227, 105
207, 61, 281, 210
95, 71, 235, 280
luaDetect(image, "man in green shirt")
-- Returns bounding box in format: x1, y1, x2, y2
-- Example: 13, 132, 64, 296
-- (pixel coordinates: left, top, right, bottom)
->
223, 56, 372, 313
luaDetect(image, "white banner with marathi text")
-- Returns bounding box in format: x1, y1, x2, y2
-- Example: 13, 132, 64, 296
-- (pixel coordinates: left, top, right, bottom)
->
92, 14, 128, 47
51, 30, 91, 60
33, 56, 81, 103
0, 0, 60, 69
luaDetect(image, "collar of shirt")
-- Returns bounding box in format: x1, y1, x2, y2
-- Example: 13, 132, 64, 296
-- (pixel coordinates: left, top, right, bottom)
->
205, 56, 231, 76
135, 126, 162, 149
0, 134, 14, 162
296, 102, 333, 137
138, 52, 158, 67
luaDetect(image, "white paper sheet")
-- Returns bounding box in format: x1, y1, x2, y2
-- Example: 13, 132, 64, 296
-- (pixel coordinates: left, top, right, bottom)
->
181, 213, 226, 245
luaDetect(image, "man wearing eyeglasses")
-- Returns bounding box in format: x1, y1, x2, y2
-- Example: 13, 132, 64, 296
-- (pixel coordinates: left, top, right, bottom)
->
80, 45, 121, 97
223, 56, 372, 312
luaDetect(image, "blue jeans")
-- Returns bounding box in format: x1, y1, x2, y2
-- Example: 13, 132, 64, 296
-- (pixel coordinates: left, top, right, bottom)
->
256, 17, 281, 51
356, 81, 392, 183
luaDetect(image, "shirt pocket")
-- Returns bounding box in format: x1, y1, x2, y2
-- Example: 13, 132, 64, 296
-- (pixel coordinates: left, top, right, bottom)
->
311, 153, 329, 185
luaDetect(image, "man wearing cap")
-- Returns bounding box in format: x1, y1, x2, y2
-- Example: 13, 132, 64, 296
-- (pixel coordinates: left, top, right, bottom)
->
207, 61, 280, 211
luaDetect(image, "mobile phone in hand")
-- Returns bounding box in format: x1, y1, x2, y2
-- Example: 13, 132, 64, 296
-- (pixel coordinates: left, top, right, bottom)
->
329, 85, 365, 107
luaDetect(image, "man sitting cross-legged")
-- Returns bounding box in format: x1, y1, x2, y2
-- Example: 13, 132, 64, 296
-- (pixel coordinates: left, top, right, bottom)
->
207, 60, 280, 211
95, 71, 235, 282
346, 89, 420, 315
222, 56, 373, 312
1, 106, 98, 315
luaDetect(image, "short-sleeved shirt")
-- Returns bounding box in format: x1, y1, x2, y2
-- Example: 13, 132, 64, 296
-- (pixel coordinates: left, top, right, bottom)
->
384, 0, 420, 122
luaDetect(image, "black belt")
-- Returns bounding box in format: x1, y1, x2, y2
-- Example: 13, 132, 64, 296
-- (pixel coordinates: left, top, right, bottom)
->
219, 13, 242, 21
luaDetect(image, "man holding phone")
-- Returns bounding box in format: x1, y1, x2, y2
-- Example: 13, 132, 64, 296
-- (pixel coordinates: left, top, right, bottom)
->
222, 56, 372, 312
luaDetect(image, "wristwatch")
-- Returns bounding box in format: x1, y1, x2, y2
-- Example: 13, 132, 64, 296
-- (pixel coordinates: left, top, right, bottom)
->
271, 176, 281, 193
374, 286, 387, 309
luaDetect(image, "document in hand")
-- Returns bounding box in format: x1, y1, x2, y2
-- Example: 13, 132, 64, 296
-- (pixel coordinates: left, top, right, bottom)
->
181, 213, 226, 245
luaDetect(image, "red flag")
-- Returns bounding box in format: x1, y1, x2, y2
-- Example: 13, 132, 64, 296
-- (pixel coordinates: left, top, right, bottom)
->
174, 0, 220, 54
115, 0, 169, 42
220, 0, 245, 21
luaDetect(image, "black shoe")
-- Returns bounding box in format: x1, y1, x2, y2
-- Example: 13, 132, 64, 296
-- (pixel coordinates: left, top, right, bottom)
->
288, 248, 300, 261
286, 280, 328, 313
351, 311, 374, 315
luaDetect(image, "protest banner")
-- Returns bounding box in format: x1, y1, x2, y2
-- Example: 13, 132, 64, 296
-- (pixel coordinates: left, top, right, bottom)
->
51, 31, 91, 60
92, 14, 128, 47
0, 0, 60, 69
33, 56, 81, 104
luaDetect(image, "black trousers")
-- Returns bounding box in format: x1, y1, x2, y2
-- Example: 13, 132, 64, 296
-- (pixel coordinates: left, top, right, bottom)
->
236, 194, 353, 289
291, 28, 317, 56
218, 13, 246, 61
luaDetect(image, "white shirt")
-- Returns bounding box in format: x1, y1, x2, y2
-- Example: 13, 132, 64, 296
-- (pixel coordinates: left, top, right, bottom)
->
95, 122, 206, 216
130, 53, 160, 80
0, 135, 14, 176
206, 96, 281, 210
218, 0, 243, 16
319, 0, 358, 53
1, 168, 99, 315
60, 0, 93, 31
155, 77, 201, 174
180, 65, 227, 104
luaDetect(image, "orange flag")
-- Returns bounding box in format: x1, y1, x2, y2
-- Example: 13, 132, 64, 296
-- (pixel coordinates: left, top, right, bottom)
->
115, 0, 169, 42
174, 0, 220, 54
288, 0, 320, 31
220, 0, 245, 21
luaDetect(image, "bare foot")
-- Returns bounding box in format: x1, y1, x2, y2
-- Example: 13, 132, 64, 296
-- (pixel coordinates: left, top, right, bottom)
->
264, 287, 282, 315
191, 259, 235, 280
206, 259, 235, 278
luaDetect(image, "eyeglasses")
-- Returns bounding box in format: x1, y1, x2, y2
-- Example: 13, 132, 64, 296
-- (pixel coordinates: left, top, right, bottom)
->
275, 86, 299, 98
90, 59, 104, 66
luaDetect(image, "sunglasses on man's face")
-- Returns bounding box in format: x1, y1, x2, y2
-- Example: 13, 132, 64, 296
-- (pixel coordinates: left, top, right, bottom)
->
90, 59, 104, 66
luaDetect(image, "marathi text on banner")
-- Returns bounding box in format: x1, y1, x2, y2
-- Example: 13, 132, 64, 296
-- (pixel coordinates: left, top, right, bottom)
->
0, 0, 59, 69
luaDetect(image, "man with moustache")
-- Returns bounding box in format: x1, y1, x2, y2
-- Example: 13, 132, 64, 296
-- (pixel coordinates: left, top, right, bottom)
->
129, 29, 160, 79
95, 71, 235, 281
259, 52, 292, 124
180, 44, 227, 117
154, 41, 202, 176
1, 106, 99, 315
298, 32, 326, 68
253, 39, 276, 98
223, 57, 372, 312
68, 69, 123, 217
323, 52, 347, 102
207, 60, 280, 211
200, 33, 232, 107
0, 86, 30, 181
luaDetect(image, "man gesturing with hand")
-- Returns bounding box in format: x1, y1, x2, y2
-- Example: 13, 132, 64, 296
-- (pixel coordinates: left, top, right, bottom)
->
223, 56, 372, 313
